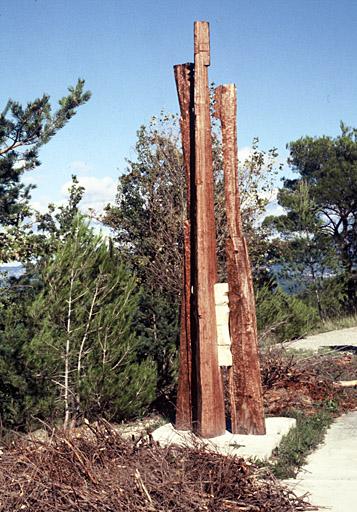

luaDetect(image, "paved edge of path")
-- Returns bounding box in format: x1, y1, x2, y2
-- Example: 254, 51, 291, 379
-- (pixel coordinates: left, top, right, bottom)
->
287, 326, 357, 352
285, 410, 357, 512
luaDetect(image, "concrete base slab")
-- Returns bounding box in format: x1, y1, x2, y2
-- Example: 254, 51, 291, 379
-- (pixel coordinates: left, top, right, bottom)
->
151, 416, 296, 459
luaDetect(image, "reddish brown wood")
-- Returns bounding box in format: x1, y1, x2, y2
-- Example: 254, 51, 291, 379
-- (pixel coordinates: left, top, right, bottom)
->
193, 22, 225, 438
174, 64, 194, 212
174, 64, 194, 430
214, 84, 266, 435
176, 221, 192, 430
227, 366, 237, 431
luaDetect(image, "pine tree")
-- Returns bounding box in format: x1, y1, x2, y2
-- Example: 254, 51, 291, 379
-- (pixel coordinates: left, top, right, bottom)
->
0, 80, 91, 262
267, 123, 357, 311
264, 181, 340, 319
28, 215, 156, 426
0, 280, 49, 431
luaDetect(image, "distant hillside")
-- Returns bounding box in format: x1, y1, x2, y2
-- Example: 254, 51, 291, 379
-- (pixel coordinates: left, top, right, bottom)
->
0, 265, 25, 281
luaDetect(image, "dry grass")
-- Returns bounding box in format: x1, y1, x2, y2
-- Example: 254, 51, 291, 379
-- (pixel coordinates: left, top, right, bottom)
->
310, 314, 357, 335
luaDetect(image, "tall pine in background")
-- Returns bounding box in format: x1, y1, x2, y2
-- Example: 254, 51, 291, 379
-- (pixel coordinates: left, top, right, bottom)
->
0, 80, 91, 262
266, 123, 357, 314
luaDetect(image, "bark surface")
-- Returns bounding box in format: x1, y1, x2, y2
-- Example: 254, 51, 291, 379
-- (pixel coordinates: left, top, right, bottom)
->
215, 84, 266, 435
174, 63, 194, 430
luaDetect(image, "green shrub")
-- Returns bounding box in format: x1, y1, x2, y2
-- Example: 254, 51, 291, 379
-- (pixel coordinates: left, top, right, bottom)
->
268, 407, 334, 478
0, 283, 51, 432
256, 284, 319, 342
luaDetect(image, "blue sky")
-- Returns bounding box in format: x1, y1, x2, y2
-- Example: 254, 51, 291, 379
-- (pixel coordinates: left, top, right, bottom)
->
2, 0, 357, 212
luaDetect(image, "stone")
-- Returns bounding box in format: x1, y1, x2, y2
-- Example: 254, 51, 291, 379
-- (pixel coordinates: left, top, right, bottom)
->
214, 282, 232, 366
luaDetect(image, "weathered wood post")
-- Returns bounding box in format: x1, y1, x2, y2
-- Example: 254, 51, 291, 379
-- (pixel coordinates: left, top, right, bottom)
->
175, 23, 226, 438
193, 22, 226, 438
174, 63, 194, 431
214, 84, 266, 435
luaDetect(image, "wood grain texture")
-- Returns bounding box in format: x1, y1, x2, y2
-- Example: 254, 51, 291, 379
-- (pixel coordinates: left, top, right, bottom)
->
193, 22, 225, 438
214, 84, 266, 435
174, 64, 194, 430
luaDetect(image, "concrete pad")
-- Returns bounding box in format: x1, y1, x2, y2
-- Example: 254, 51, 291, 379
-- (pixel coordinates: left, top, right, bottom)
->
285, 411, 357, 511
152, 416, 296, 459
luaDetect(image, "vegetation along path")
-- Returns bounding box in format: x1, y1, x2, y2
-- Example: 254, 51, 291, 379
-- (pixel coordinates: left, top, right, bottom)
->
285, 410, 357, 511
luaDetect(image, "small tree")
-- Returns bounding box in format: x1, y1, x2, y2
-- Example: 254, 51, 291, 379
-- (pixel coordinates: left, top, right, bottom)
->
29, 215, 156, 426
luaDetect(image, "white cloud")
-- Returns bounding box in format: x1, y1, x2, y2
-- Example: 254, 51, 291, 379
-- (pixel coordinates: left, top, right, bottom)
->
13, 159, 26, 170
238, 146, 253, 162
264, 199, 285, 218
30, 200, 49, 214
61, 175, 116, 214
68, 160, 93, 175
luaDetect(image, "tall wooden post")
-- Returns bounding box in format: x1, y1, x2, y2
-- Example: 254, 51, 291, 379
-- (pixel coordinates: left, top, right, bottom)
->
174, 63, 194, 431
214, 84, 266, 435
193, 22, 225, 438
174, 23, 225, 438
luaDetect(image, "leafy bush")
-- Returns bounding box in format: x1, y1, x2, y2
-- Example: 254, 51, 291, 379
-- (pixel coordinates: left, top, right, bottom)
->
0, 281, 51, 432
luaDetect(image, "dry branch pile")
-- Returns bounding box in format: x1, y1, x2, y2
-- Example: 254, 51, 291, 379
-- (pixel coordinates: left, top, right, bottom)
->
261, 348, 357, 415
0, 423, 315, 512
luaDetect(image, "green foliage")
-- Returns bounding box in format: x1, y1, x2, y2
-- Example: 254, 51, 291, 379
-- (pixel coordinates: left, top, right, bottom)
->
0, 281, 48, 431
0, 176, 89, 430
256, 283, 319, 343
0, 80, 91, 263
28, 216, 156, 425
104, 116, 185, 296
0, 291, 31, 429
134, 290, 179, 393
103, 116, 184, 388
267, 407, 334, 479
300, 274, 348, 319
265, 181, 341, 319
36, 174, 85, 240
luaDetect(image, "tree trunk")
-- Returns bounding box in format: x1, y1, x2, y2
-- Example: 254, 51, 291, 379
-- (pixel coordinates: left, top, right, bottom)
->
64, 270, 74, 429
